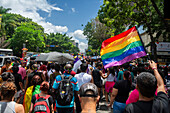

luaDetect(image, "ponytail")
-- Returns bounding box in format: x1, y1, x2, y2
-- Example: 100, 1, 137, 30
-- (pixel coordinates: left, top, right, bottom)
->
123, 71, 132, 85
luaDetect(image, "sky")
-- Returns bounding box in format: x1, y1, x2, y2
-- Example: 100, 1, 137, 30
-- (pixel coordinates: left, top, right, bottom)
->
0, 0, 103, 52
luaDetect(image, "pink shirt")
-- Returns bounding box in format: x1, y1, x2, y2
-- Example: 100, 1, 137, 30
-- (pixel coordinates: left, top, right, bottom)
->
126, 89, 139, 105
126, 89, 158, 105
18, 67, 27, 80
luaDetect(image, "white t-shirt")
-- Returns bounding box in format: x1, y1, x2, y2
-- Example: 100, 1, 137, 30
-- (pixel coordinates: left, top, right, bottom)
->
106, 73, 115, 82
47, 69, 55, 82
75, 72, 92, 89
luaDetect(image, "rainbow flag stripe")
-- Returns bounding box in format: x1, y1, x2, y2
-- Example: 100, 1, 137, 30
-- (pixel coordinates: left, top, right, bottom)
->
101, 26, 146, 69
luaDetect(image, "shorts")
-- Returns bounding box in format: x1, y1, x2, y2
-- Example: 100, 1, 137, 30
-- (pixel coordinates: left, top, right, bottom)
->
105, 81, 115, 93
113, 101, 126, 113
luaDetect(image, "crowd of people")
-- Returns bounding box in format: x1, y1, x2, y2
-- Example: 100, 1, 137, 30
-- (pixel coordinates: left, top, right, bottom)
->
0, 56, 169, 113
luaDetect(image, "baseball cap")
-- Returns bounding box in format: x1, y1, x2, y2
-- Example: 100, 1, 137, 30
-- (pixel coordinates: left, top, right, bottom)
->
79, 83, 98, 97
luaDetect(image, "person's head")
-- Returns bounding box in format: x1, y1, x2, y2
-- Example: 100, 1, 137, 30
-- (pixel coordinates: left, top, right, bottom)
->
64, 64, 72, 74
1, 82, 17, 100
109, 67, 115, 75
5, 59, 11, 67
40, 81, 49, 92
32, 64, 38, 71
0, 72, 15, 82
31, 75, 42, 86
12, 65, 19, 74
123, 71, 132, 85
123, 63, 130, 70
50, 63, 55, 69
21, 60, 26, 67
54, 63, 60, 72
79, 83, 100, 109
80, 63, 88, 72
137, 72, 157, 98
137, 66, 146, 75
96, 62, 103, 70
29, 61, 35, 70
86, 58, 90, 64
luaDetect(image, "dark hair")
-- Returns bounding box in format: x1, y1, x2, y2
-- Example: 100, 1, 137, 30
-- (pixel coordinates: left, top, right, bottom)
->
31, 75, 42, 86
137, 72, 157, 98
40, 81, 49, 91
12, 66, 19, 74
123, 71, 132, 85
1, 72, 14, 82
80, 63, 88, 72
137, 67, 146, 74
109, 67, 115, 75
96, 62, 102, 67
54, 63, 60, 72
123, 63, 129, 69
29, 61, 35, 70
1, 82, 16, 100
50, 63, 55, 69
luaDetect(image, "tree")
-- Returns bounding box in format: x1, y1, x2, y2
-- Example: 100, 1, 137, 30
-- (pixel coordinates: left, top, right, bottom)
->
0, 6, 11, 14
45, 33, 79, 53
9, 22, 45, 56
98, 0, 170, 61
83, 17, 112, 54
1, 13, 32, 38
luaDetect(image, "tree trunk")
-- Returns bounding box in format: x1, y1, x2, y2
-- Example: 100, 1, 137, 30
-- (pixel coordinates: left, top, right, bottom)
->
150, 0, 170, 39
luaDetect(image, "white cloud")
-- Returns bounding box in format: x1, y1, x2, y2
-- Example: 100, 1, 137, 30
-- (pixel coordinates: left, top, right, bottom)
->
0, 0, 68, 33
79, 42, 88, 53
71, 8, 75, 13
68, 30, 86, 39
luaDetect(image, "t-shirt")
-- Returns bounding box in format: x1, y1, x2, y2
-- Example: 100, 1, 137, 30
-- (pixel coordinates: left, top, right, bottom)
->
31, 94, 53, 106
52, 73, 79, 108
75, 72, 92, 89
92, 69, 102, 88
18, 67, 27, 80
13, 73, 22, 91
113, 80, 131, 103
124, 92, 169, 113
126, 89, 139, 105
106, 73, 115, 82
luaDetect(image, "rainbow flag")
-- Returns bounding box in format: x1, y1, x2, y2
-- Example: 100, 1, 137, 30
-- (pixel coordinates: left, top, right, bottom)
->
101, 26, 146, 69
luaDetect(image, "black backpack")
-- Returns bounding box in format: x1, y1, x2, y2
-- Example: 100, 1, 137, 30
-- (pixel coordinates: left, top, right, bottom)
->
56, 75, 73, 106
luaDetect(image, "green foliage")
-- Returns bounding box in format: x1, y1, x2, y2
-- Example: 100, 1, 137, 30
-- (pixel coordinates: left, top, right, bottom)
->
0, 13, 32, 38
83, 17, 112, 54
98, 0, 169, 40
9, 22, 45, 56
45, 33, 79, 54
98, 0, 170, 60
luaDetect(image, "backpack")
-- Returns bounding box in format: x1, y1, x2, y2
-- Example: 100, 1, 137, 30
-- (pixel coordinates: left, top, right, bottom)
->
33, 94, 51, 113
55, 74, 73, 106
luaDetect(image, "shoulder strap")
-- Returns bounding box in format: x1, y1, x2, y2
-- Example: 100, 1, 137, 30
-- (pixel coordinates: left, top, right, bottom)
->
60, 74, 64, 80
68, 75, 73, 81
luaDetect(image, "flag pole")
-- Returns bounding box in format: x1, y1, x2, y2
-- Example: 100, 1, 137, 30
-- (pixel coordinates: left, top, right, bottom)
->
135, 26, 151, 60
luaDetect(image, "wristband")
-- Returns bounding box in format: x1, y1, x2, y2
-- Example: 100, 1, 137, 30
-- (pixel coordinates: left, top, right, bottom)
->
152, 67, 157, 70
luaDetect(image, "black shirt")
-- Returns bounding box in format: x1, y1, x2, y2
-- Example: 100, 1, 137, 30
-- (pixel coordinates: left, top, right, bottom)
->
92, 69, 102, 88
13, 73, 22, 91
124, 92, 169, 113
113, 80, 131, 103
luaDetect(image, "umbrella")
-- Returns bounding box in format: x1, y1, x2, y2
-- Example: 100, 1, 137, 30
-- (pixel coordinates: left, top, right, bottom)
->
35, 53, 49, 61
36, 52, 75, 64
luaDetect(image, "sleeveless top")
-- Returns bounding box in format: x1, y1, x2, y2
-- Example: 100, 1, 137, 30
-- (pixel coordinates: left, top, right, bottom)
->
0, 101, 16, 113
